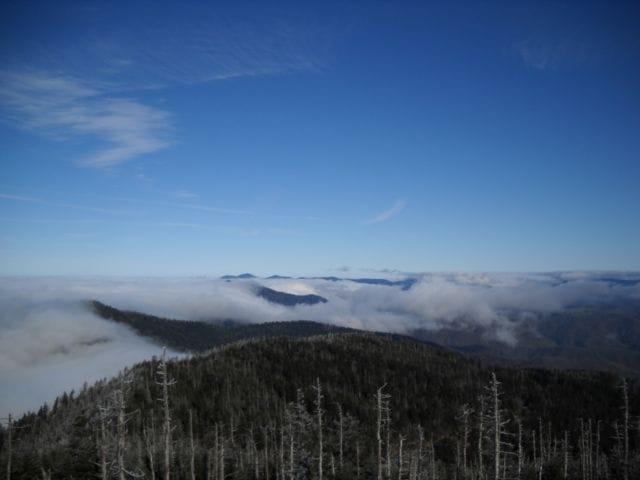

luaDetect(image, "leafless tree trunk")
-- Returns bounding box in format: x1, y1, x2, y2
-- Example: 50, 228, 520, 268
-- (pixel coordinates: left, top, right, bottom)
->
97, 405, 110, 480
157, 348, 176, 480
398, 434, 405, 480
288, 420, 294, 480
532, 429, 537, 472
478, 396, 485, 480
430, 437, 437, 480
376, 385, 388, 480
491, 374, 501, 480
416, 425, 424, 480
115, 390, 127, 480
460, 404, 471, 478
219, 434, 225, 480
517, 419, 522, 480
337, 403, 344, 470
314, 378, 324, 480
252, 426, 259, 480
214, 424, 219, 480
386, 402, 392, 480
206, 448, 213, 480
595, 421, 601, 480
280, 425, 285, 480
143, 411, 157, 480
538, 417, 544, 480
263, 426, 269, 480
587, 419, 593, 480
563, 430, 568, 479
189, 410, 196, 480
579, 419, 586, 480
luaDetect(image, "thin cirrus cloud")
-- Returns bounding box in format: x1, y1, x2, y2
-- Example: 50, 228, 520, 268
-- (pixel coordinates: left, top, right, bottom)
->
365, 199, 407, 225
0, 70, 172, 168
0, 192, 133, 216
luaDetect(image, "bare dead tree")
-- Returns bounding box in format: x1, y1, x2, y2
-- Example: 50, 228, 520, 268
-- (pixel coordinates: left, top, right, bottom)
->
96, 404, 111, 480
430, 436, 437, 480
621, 378, 630, 480
595, 420, 601, 480
156, 347, 177, 480
113, 383, 144, 480
206, 448, 213, 480
489, 373, 501, 480
189, 410, 196, 480
263, 426, 269, 480
115, 390, 127, 480
250, 426, 259, 480
398, 434, 405, 480
516, 418, 522, 480
587, 419, 593, 479
416, 425, 424, 480
376, 384, 389, 480
336, 402, 344, 471
386, 398, 392, 480
459, 404, 472, 478
313, 377, 324, 480
538, 417, 544, 480
219, 432, 225, 480
143, 410, 157, 480
288, 418, 294, 480
477, 395, 485, 480
563, 430, 568, 480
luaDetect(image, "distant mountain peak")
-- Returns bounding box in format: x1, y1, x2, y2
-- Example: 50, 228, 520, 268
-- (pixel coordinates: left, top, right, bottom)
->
256, 286, 328, 306
220, 273, 256, 280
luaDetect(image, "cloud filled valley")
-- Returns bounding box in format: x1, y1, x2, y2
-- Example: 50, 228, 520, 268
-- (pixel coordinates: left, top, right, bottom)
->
1, 272, 639, 417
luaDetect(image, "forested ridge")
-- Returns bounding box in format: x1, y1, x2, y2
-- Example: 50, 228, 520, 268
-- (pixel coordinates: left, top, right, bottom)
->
89, 300, 354, 352
1, 334, 638, 479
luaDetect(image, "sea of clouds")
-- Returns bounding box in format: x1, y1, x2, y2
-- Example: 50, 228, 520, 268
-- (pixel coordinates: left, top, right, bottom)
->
1, 272, 639, 417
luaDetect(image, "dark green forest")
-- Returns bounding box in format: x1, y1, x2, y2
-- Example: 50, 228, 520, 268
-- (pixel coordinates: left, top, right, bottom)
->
1, 334, 638, 479
89, 300, 353, 353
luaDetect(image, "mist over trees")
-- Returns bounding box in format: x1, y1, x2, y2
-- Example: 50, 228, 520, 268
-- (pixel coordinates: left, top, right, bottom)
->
2, 334, 638, 479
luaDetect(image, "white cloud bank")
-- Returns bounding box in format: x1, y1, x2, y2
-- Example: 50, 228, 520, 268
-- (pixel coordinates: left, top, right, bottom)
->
1, 272, 639, 417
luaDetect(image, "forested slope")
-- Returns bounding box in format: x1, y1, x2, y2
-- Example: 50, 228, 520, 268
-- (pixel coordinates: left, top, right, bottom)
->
90, 300, 354, 352
2, 334, 638, 479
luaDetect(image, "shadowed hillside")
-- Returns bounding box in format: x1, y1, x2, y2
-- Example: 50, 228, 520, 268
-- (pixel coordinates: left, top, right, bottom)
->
89, 300, 352, 352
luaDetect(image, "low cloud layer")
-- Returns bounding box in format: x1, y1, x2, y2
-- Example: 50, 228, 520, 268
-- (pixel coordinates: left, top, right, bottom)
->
1, 272, 639, 417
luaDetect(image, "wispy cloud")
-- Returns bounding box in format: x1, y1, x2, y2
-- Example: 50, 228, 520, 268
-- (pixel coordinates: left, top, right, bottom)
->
365, 199, 406, 225
0, 193, 39, 203
0, 70, 172, 167
102, 7, 329, 87
175, 202, 253, 216
0, 192, 134, 215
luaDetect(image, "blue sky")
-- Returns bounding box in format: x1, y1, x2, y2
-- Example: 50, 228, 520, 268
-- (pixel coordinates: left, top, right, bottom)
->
1, 1, 639, 276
